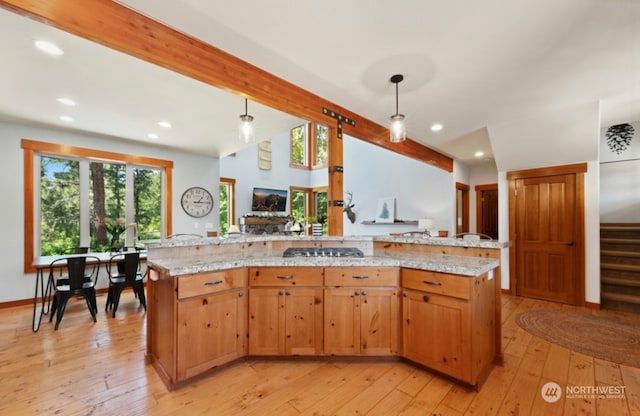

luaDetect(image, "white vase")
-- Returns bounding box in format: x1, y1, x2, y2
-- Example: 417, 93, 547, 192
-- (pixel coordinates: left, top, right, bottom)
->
311, 223, 323, 236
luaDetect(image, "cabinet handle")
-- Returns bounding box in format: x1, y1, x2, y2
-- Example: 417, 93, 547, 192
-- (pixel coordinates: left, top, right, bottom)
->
361, 290, 367, 296
204, 280, 223, 286
422, 280, 442, 286
403, 292, 408, 298
279, 290, 284, 296
354, 291, 360, 296
285, 291, 291, 296
352, 275, 369, 280
277, 275, 294, 280
238, 291, 244, 297
423, 295, 429, 302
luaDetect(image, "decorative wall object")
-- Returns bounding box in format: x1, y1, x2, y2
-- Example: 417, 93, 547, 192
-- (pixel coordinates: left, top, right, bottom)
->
605, 123, 634, 155
343, 191, 356, 223
258, 139, 272, 170
375, 197, 395, 223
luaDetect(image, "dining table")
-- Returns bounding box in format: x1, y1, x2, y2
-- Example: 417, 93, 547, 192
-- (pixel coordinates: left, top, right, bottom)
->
30, 250, 147, 332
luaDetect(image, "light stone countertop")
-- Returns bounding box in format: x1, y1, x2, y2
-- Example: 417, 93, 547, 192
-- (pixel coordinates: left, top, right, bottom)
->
148, 251, 499, 278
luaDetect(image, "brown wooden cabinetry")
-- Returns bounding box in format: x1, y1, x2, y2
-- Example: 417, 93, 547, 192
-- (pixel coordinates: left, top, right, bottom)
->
401, 268, 495, 386
147, 267, 248, 387
248, 267, 323, 355
324, 267, 400, 356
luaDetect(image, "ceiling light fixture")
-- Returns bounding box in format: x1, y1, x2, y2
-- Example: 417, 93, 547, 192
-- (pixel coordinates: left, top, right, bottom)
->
158, 121, 172, 129
239, 98, 255, 144
474, 151, 485, 158
59, 115, 73, 122
389, 74, 406, 143
56, 97, 77, 106
148, 133, 159, 139
34, 40, 64, 56
431, 123, 443, 132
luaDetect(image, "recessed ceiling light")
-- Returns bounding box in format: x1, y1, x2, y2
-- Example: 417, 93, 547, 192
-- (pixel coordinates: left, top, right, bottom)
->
148, 133, 159, 139
56, 97, 77, 106
158, 121, 172, 129
34, 40, 64, 56
59, 115, 74, 122
474, 151, 485, 158
430, 123, 443, 132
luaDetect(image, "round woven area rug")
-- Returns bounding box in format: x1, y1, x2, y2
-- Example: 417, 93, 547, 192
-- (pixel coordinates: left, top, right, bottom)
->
515, 310, 640, 368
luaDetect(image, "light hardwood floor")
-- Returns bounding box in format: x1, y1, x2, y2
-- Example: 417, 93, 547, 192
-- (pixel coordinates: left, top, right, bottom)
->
1, 291, 639, 415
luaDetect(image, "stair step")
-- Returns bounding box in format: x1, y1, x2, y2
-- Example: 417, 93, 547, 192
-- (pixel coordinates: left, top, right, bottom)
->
601, 292, 640, 305
601, 250, 640, 258
601, 276, 640, 287
600, 237, 640, 243
601, 263, 640, 272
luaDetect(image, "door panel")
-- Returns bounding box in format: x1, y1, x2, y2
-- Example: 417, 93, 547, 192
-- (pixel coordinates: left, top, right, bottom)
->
516, 174, 576, 304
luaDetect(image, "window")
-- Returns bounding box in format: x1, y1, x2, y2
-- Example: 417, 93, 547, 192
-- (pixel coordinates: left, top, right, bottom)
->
289, 186, 327, 235
23, 139, 172, 272
290, 122, 329, 169
290, 124, 307, 167
219, 177, 236, 236
313, 123, 328, 167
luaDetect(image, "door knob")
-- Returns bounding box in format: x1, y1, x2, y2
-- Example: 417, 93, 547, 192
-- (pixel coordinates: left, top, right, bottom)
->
566, 241, 574, 246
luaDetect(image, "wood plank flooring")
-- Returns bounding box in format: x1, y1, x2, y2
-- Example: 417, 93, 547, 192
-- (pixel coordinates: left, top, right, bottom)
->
1, 291, 639, 415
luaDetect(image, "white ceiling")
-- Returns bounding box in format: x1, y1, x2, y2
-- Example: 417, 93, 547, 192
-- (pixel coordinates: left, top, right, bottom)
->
2, 1, 640, 168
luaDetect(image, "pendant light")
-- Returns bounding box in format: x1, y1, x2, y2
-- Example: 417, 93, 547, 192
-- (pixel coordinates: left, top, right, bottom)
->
389, 74, 407, 143
239, 98, 255, 144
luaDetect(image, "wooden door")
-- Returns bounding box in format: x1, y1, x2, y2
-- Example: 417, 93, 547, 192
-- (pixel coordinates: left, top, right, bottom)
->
515, 174, 577, 304
477, 186, 498, 239
359, 288, 399, 356
284, 288, 323, 355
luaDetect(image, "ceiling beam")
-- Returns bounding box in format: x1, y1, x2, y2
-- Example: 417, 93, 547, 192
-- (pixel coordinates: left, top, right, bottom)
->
0, 0, 453, 172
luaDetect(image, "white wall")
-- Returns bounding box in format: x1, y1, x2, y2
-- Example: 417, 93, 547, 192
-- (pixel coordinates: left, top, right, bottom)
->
343, 135, 454, 236
220, 131, 322, 220
0, 120, 220, 302
600, 120, 640, 222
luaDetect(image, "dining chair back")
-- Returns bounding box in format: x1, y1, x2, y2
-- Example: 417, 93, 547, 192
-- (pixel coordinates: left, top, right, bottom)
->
48, 256, 98, 330
105, 252, 146, 317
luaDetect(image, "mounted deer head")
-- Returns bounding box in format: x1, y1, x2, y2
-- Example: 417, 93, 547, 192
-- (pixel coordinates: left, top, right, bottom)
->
344, 191, 356, 224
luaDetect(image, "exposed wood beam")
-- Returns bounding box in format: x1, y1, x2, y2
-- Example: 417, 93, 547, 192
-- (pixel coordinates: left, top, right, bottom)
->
0, 0, 453, 172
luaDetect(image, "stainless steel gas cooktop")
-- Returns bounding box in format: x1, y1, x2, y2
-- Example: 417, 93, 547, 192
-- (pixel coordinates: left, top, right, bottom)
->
282, 247, 364, 258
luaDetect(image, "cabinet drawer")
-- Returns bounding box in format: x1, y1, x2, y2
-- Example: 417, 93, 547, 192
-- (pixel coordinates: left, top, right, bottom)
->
178, 268, 247, 299
249, 267, 324, 287
401, 269, 470, 299
324, 267, 398, 287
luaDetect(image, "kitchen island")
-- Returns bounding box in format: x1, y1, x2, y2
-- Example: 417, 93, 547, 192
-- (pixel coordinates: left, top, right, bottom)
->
145, 235, 508, 390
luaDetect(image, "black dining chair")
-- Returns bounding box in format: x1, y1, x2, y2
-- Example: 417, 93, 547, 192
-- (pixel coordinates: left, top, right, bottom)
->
48, 256, 99, 330
105, 252, 146, 317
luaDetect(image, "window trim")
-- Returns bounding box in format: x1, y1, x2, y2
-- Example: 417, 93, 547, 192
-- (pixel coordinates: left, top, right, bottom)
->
22, 138, 173, 273
220, 177, 236, 234
311, 122, 329, 170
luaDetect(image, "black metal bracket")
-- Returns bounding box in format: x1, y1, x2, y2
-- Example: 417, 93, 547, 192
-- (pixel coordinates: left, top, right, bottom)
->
328, 165, 344, 173
322, 107, 355, 139
329, 200, 345, 207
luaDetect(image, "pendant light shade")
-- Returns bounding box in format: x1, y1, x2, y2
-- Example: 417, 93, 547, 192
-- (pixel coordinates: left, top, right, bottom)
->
389, 74, 407, 143
239, 98, 255, 144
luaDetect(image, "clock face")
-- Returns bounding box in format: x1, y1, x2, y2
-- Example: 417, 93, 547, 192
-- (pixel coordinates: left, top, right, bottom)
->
181, 187, 214, 218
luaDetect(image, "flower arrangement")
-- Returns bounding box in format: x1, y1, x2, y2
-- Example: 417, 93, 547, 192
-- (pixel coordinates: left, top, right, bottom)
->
96, 217, 138, 250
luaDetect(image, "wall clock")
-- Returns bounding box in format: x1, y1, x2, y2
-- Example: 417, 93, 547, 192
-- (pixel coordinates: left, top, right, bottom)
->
180, 186, 214, 218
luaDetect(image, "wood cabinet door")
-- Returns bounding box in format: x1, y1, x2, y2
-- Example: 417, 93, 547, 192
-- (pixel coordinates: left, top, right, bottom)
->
324, 287, 361, 355
283, 287, 323, 355
360, 288, 399, 356
402, 290, 471, 382
176, 289, 247, 381
248, 288, 284, 355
